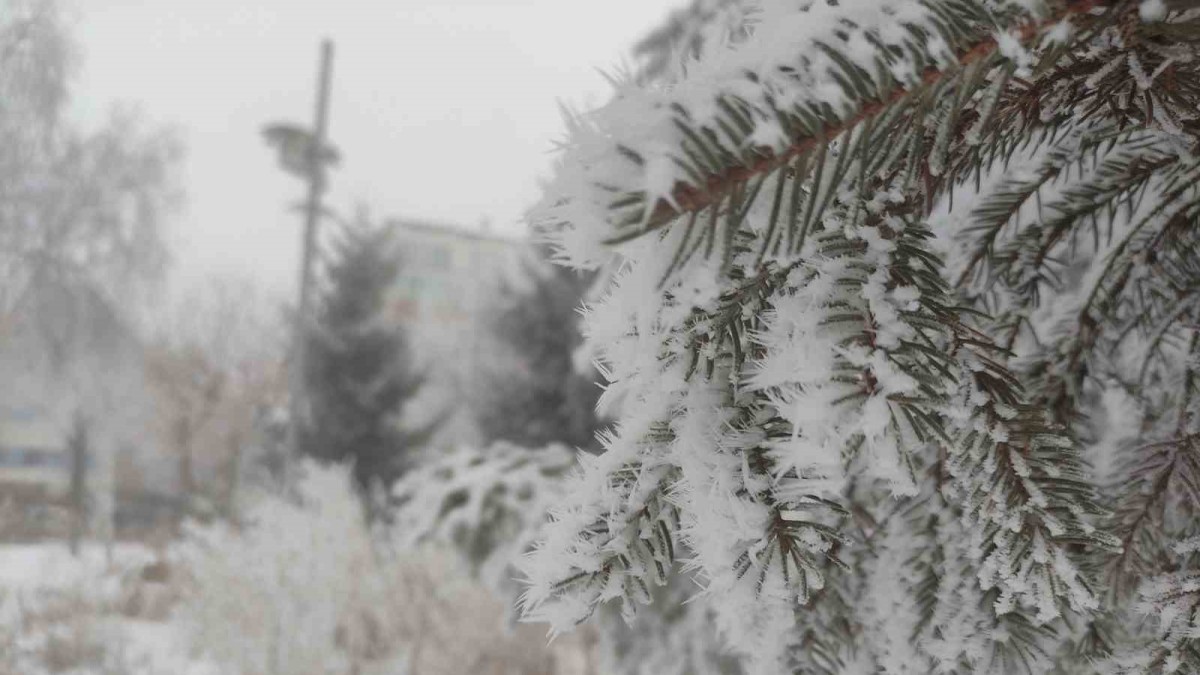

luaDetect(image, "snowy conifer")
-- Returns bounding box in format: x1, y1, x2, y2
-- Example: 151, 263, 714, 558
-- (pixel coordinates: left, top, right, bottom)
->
521, 1, 1200, 673
300, 220, 436, 497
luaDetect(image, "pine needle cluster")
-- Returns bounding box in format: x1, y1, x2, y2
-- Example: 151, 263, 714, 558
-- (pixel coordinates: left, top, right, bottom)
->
520, 1, 1200, 672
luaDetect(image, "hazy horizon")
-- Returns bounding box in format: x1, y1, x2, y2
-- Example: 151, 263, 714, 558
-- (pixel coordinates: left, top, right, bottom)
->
69, 0, 682, 300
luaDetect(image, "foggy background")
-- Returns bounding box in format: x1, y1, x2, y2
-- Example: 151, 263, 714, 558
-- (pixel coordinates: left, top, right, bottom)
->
72, 0, 679, 296
0, 1, 695, 673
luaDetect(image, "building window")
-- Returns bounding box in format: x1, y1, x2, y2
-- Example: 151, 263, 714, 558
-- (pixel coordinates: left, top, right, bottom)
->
0, 447, 67, 469
430, 245, 452, 270
0, 405, 43, 422
0, 447, 21, 467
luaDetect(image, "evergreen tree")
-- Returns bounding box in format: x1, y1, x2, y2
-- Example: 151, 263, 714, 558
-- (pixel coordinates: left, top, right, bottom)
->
300, 221, 435, 496
475, 246, 604, 451
521, 1, 1200, 673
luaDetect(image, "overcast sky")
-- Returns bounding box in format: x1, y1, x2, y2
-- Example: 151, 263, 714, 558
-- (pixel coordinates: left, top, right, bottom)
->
70, 1, 682, 298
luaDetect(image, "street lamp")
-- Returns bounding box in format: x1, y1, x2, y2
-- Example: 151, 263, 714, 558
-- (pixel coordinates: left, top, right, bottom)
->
262, 39, 337, 463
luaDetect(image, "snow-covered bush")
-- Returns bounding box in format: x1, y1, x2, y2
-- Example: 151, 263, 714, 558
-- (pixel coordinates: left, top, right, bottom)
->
0, 544, 184, 675
392, 442, 740, 674
391, 443, 576, 596
2, 587, 121, 674
177, 460, 406, 674
177, 458, 568, 675
520, 0, 1200, 673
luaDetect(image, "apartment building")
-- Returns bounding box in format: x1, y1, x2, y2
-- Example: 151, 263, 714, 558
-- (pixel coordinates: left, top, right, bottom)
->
383, 219, 530, 448
0, 402, 69, 503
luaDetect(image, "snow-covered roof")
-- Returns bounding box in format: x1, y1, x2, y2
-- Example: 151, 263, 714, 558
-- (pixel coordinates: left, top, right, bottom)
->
385, 217, 527, 246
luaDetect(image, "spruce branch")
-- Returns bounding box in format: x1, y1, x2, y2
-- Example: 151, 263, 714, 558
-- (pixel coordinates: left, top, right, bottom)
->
638, 0, 1105, 233
1107, 432, 1200, 597
526, 0, 1200, 670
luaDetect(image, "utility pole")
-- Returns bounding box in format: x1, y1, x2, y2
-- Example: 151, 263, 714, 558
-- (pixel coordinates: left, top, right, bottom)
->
263, 39, 336, 469
299, 39, 334, 339
289, 39, 335, 462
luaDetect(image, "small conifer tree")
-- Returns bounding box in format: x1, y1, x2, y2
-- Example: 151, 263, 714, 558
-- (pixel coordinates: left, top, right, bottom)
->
300, 221, 435, 497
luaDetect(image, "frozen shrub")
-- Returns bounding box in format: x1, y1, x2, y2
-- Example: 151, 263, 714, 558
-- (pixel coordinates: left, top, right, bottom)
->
0, 553, 149, 675
177, 458, 569, 675
177, 460, 394, 675
391, 442, 575, 597
392, 443, 737, 674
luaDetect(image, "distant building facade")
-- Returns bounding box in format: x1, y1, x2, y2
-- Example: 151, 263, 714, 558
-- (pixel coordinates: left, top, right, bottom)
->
0, 289, 174, 540
0, 402, 69, 502
382, 219, 530, 448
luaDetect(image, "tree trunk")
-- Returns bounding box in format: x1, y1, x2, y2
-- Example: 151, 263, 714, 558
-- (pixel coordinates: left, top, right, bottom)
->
67, 413, 89, 557
222, 431, 244, 519
174, 416, 194, 529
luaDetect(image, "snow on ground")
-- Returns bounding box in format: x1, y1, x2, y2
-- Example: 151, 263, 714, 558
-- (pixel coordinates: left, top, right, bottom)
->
1, 463, 595, 675
0, 542, 155, 589
0, 541, 216, 675
118, 620, 221, 675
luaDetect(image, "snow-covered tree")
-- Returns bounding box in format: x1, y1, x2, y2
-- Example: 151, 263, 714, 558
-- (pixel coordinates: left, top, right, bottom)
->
300, 220, 437, 498
0, 0, 180, 550
0, 0, 179, 378
521, 1, 1200, 673
145, 279, 287, 518
0, 0, 180, 328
